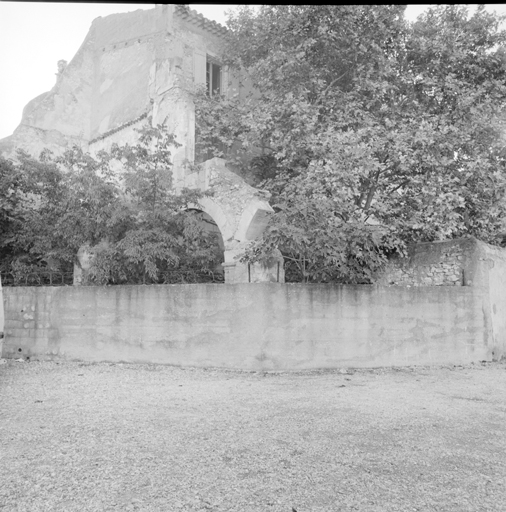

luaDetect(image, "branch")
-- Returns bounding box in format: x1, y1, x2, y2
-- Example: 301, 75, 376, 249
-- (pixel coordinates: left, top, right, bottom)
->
280, 254, 301, 263
317, 72, 349, 103
363, 184, 377, 211
259, 144, 275, 153
355, 189, 367, 208
386, 179, 411, 196
363, 169, 383, 211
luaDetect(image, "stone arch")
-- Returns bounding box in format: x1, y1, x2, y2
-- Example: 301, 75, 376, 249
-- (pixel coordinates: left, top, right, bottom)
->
187, 196, 234, 243
235, 199, 273, 242
185, 209, 225, 251
184, 158, 285, 283
185, 207, 225, 280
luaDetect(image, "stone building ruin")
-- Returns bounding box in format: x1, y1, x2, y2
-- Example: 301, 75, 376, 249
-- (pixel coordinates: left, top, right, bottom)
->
0, 4, 283, 284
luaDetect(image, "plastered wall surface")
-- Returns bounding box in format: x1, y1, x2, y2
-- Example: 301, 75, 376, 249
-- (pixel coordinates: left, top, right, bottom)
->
473, 241, 506, 359
2, 283, 493, 370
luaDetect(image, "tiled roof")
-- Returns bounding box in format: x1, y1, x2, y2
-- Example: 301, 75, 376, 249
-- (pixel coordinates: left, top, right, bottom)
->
174, 5, 228, 37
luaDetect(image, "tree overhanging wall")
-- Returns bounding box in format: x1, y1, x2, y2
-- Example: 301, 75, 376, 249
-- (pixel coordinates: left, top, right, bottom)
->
3, 237, 504, 367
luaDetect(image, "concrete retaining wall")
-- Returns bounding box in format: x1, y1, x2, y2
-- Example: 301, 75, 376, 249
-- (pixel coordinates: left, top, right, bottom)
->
1, 283, 498, 369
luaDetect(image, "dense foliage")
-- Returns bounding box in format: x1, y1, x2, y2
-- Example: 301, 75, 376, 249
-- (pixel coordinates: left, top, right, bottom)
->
194, 4, 506, 283
0, 123, 223, 284
3, 6, 506, 285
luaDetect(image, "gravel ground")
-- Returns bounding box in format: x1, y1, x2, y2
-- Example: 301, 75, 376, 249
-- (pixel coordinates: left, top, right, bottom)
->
0, 359, 505, 512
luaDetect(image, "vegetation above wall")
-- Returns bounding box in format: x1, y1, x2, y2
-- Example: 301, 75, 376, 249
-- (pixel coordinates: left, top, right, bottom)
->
194, 5, 506, 283
0, 122, 222, 285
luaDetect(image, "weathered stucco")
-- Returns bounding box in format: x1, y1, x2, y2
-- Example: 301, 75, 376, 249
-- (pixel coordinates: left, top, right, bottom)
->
0, 6, 228, 164
470, 240, 506, 360
1, 283, 494, 369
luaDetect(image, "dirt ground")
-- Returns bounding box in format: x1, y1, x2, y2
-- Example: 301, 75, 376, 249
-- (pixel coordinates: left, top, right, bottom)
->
0, 359, 505, 512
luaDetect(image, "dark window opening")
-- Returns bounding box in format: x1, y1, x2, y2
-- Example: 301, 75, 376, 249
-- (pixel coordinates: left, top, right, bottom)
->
206, 60, 222, 97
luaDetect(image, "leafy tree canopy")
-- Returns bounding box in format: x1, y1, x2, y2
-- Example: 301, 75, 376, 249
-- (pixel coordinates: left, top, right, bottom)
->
0, 122, 223, 284
194, 4, 506, 282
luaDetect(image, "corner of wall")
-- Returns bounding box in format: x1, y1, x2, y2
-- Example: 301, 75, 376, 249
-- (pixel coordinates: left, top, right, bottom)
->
477, 240, 506, 360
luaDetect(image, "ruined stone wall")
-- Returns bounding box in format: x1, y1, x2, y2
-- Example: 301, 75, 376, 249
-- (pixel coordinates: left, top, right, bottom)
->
92, 8, 163, 49
88, 113, 150, 154
183, 158, 284, 283
89, 8, 174, 148
377, 238, 478, 286
0, 6, 279, 284
0, 3, 250, 180
90, 37, 154, 140
86, 5, 232, 177
0, 5, 230, 166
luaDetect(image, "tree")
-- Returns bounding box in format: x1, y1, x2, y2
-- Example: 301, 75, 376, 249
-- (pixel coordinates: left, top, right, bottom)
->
0, 155, 33, 271
195, 5, 506, 282
89, 122, 222, 284
23, 147, 120, 265
1, 121, 223, 284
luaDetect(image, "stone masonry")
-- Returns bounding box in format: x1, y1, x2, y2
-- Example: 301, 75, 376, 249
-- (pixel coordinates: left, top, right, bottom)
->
377, 237, 483, 287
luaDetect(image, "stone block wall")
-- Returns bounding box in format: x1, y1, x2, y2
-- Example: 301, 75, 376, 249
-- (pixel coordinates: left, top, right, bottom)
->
377, 237, 480, 286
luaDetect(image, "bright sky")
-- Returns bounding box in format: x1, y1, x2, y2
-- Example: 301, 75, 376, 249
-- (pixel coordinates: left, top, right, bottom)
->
0, 3, 505, 140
